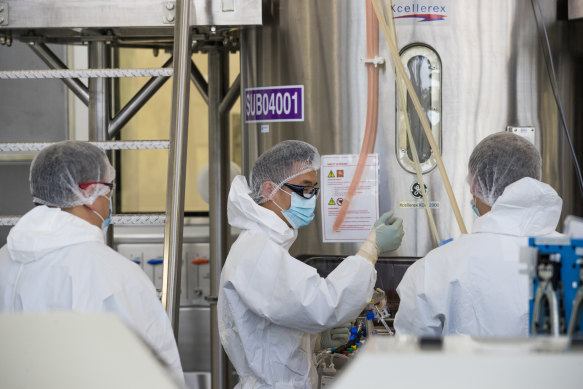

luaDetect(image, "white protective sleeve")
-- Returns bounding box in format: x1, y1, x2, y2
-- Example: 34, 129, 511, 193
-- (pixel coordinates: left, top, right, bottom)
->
228, 231, 377, 334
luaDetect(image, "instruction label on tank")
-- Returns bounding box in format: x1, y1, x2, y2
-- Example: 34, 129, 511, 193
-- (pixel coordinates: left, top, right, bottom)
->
321, 154, 379, 242
244, 85, 304, 122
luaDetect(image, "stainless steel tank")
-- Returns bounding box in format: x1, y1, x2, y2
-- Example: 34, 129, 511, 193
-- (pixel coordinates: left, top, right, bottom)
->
241, 0, 569, 258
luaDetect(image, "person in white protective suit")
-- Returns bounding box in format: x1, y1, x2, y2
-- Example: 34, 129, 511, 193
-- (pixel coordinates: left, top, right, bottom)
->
394, 132, 563, 337
218, 140, 404, 389
0, 141, 184, 384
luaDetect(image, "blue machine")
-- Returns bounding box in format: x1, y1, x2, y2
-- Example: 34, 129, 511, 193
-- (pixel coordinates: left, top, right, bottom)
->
528, 238, 583, 336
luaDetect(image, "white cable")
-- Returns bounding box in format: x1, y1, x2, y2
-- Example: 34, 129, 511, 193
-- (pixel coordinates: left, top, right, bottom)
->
0, 68, 173, 79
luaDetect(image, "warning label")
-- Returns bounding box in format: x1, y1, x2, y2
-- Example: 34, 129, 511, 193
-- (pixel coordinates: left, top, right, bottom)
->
321, 154, 379, 242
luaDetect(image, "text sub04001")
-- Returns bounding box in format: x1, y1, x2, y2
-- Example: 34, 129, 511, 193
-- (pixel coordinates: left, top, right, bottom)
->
245, 85, 304, 123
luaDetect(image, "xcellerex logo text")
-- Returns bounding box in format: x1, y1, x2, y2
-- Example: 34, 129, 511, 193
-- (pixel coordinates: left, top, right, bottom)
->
392, 3, 447, 22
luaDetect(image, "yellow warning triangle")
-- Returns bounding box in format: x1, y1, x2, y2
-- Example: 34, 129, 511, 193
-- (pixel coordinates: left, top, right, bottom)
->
328, 198, 336, 205
328, 170, 335, 178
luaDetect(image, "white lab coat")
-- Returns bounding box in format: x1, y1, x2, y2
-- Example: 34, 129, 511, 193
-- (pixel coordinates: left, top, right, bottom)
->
0, 206, 184, 383
218, 176, 376, 389
394, 178, 563, 337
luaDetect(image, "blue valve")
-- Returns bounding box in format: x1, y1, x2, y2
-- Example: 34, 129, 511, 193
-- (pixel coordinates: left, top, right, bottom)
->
439, 238, 453, 246
349, 326, 358, 341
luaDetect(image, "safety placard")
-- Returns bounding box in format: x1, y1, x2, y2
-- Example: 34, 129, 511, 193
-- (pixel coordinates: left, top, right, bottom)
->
244, 85, 304, 123
321, 154, 379, 242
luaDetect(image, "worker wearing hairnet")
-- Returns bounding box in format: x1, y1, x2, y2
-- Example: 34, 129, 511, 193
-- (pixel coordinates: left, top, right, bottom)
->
0, 141, 184, 383
394, 132, 563, 336
218, 140, 404, 389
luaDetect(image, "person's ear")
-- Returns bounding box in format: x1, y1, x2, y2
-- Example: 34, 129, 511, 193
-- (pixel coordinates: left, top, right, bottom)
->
261, 181, 276, 200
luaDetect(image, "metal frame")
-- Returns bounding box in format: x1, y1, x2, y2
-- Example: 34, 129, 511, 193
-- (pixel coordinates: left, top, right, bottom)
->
109, 56, 173, 138
1, 2, 258, 388
0, 0, 261, 28
29, 42, 89, 104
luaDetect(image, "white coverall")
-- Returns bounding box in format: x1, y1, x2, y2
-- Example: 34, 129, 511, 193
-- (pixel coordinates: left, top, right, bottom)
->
218, 176, 377, 389
394, 178, 563, 337
0, 205, 184, 382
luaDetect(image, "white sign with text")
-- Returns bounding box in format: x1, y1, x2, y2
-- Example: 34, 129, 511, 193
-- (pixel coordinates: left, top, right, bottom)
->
321, 154, 379, 243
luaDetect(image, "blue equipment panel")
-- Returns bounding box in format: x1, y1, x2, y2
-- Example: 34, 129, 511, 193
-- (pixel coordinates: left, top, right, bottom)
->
529, 238, 583, 335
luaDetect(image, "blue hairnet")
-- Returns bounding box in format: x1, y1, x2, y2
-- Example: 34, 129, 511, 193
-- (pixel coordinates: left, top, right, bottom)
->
250, 140, 321, 204
30, 140, 116, 208
468, 132, 541, 206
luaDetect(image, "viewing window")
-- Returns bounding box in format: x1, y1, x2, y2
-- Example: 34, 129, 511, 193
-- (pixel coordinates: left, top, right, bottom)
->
396, 44, 441, 174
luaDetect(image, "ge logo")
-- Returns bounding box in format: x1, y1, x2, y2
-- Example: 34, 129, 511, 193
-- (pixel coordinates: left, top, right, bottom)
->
411, 182, 428, 199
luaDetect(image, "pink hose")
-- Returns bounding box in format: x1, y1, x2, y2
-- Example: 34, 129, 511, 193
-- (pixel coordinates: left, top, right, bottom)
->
333, 0, 379, 232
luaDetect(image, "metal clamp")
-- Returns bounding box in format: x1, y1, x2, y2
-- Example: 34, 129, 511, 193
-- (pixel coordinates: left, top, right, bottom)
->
360, 56, 385, 68
163, 1, 176, 24
532, 263, 561, 336
568, 259, 583, 336
0, 3, 8, 26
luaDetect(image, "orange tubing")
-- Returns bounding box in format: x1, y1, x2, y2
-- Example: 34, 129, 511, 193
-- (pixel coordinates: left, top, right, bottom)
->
333, 0, 380, 232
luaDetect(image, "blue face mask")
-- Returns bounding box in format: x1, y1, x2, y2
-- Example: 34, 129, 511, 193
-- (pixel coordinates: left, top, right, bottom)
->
470, 198, 480, 217
274, 190, 317, 229
93, 196, 112, 230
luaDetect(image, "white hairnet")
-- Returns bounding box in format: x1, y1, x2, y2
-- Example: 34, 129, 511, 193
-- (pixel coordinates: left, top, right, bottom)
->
468, 132, 541, 206
30, 140, 116, 208
250, 140, 321, 204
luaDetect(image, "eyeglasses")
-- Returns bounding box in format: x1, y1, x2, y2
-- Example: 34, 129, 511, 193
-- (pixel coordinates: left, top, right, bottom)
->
78, 182, 114, 190
283, 183, 320, 199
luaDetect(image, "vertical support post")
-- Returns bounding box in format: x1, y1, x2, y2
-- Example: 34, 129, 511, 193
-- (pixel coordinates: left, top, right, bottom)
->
209, 48, 232, 389
240, 30, 253, 178
88, 41, 110, 141
88, 41, 114, 245
162, 0, 192, 336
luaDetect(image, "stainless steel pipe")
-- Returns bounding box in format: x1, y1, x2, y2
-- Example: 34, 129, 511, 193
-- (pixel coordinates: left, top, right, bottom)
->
88, 41, 110, 141
208, 48, 232, 389
162, 0, 192, 336
191, 59, 209, 104
29, 42, 90, 105
108, 57, 173, 138
219, 74, 241, 115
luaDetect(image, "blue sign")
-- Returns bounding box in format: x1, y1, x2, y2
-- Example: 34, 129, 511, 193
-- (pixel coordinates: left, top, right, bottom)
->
245, 85, 304, 123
